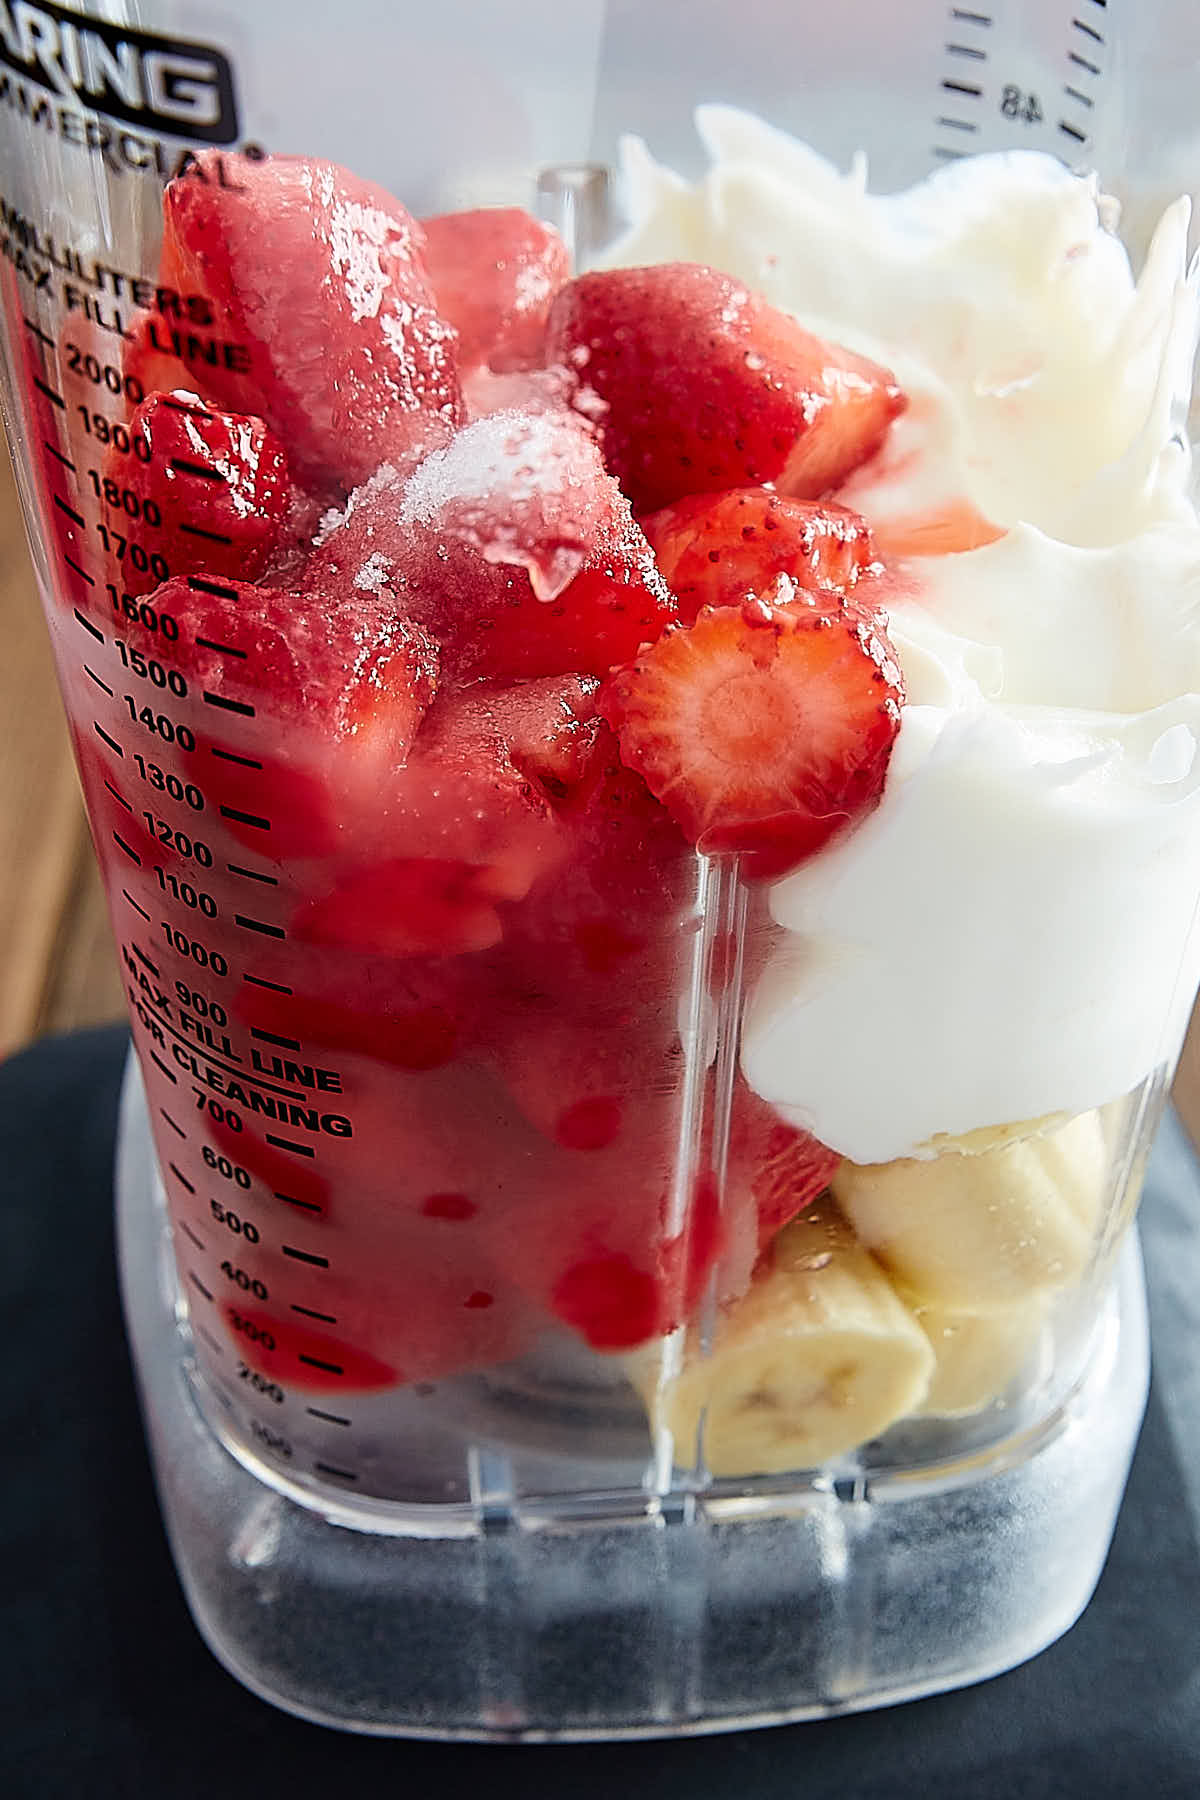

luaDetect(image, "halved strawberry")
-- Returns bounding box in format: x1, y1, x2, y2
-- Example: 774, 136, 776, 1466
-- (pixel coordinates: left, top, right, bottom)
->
121, 391, 296, 596
599, 596, 904, 880
644, 490, 880, 621
544, 264, 905, 515
160, 152, 463, 489
307, 411, 679, 681
419, 207, 569, 371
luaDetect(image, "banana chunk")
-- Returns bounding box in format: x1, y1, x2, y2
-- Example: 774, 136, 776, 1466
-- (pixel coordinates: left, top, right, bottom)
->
912, 1296, 1048, 1417
833, 1109, 1110, 1313
632, 1199, 934, 1476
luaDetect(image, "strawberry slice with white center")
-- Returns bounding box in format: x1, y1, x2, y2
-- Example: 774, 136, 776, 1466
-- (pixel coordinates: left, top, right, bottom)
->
643, 489, 880, 621
544, 263, 906, 515
599, 596, 904, 880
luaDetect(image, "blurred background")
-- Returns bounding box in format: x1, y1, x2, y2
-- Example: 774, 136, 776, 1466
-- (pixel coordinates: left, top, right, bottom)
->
4, 435, 1200, 1150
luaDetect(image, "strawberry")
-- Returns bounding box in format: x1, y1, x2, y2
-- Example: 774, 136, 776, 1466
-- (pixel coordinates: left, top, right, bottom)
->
120, 391, 296, 596
544, 264, 905, 514
599, 596, 904, 880
643, 489, 880, 620
160, 152, 463, 489
120, 575, 438, 859
306, 411, 679, 681
419, 207, 569, 371
727, 1080, 841, 1251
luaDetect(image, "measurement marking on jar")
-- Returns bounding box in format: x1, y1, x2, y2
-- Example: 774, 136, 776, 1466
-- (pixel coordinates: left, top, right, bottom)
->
314, 1462, 357, 1482
131, 943, 160, 976
950, 8, 992, 22
1059, 120, 1087, 142
941, 78, 983, 98
211, 749, 262, 774
178, 1218, 205, 1251
124, 890, 152, 922
188, 1270, 214, 1303
282, 1245, 330, 1268
45, 441, 76, 472
251, 1027, 300, 1050
220, 803, 270, 830
196, 636, 246, 660
105, 781, 132, 813
168, 1161, 196, 1194
235, 914, 286, 940
143, 1008, 310, 1100
1063, 84, 1093, 107
74, 607, 104, 641
148, 1048, 177, 1083
186, 575, 239, 600
203, 690, 256, 717
1067, 50, 1100, 76
111, 831, 141, 865
181, 522, 234, 546
53, 493, 86, 528
293, 1304, 337, 1324
160, 1108, 187, 1140
932, 147, 965, 160
301, 1355, 344, 1375
945, 41, 986, 60
33, 376, 65, 409
307, 1407, 350, 1427
85, 664, 113, 696
94, 721, 123, 756
937, 116, 979, 132
64, 554, 94, 585
1072, 16, 1103, 43
195, 1322, 225, 1357
244, 974, 293, 996
267, 1133, 315, 1159
24, 315, 56, 349
170, 458, 227, 483
275, 1190, 322, 1214
228, 863, 278, 887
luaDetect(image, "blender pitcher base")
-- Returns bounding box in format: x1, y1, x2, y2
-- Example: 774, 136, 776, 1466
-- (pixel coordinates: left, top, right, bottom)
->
115, 1051, 1150, 1740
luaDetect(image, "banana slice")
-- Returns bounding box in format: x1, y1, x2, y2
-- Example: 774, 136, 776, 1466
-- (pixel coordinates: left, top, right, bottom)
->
912, 1295, 1048, 1417
630, 1198, 934, 1476
832, 1108, 1110, 1313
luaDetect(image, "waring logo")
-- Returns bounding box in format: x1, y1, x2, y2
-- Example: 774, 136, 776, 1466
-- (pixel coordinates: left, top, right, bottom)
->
0, 1, 238, 144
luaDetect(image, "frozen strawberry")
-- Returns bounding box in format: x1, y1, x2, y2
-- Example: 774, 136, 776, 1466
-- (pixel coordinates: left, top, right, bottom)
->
307, 412, 678, 681
600, 596, 904, 880
120, 391, 295, 596
160, 153, 463, 489
544, 264, 905, 513
727, 1080, 841, 1251
236, 970, 473, 1072
419, 207, 569, 371
291, 718, 564, 957
433, 674, 602, 798
124, 574, 438, 859
644, 490, 880, 620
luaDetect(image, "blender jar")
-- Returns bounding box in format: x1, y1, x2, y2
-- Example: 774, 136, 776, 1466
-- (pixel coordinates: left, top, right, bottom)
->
1, 0, 1198, 1738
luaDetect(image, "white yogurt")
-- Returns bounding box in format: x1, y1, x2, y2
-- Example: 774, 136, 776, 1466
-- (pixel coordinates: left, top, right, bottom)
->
609, 112, 1200, 1162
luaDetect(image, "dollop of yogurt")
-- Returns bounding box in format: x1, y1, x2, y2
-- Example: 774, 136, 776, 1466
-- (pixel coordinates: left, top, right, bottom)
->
608, 110, 1200, 1164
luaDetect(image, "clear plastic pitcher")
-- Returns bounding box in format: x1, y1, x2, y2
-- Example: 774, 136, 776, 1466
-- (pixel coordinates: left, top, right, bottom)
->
1, 0, 1198, 1738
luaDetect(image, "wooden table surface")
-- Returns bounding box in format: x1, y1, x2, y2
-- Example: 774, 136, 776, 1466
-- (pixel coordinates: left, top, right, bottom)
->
4, 438, 1200, 1147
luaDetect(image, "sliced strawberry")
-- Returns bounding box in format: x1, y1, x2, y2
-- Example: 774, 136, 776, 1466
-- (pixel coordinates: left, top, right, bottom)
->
120, 391, 295, 596
160, 153, 463, 489
419, 207, 569, 372
644, 490, 880, 620
599, 596, 904, 881
544, 264, 905, 514
307, 412, 679, 681
727, 1080, 841, 1251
